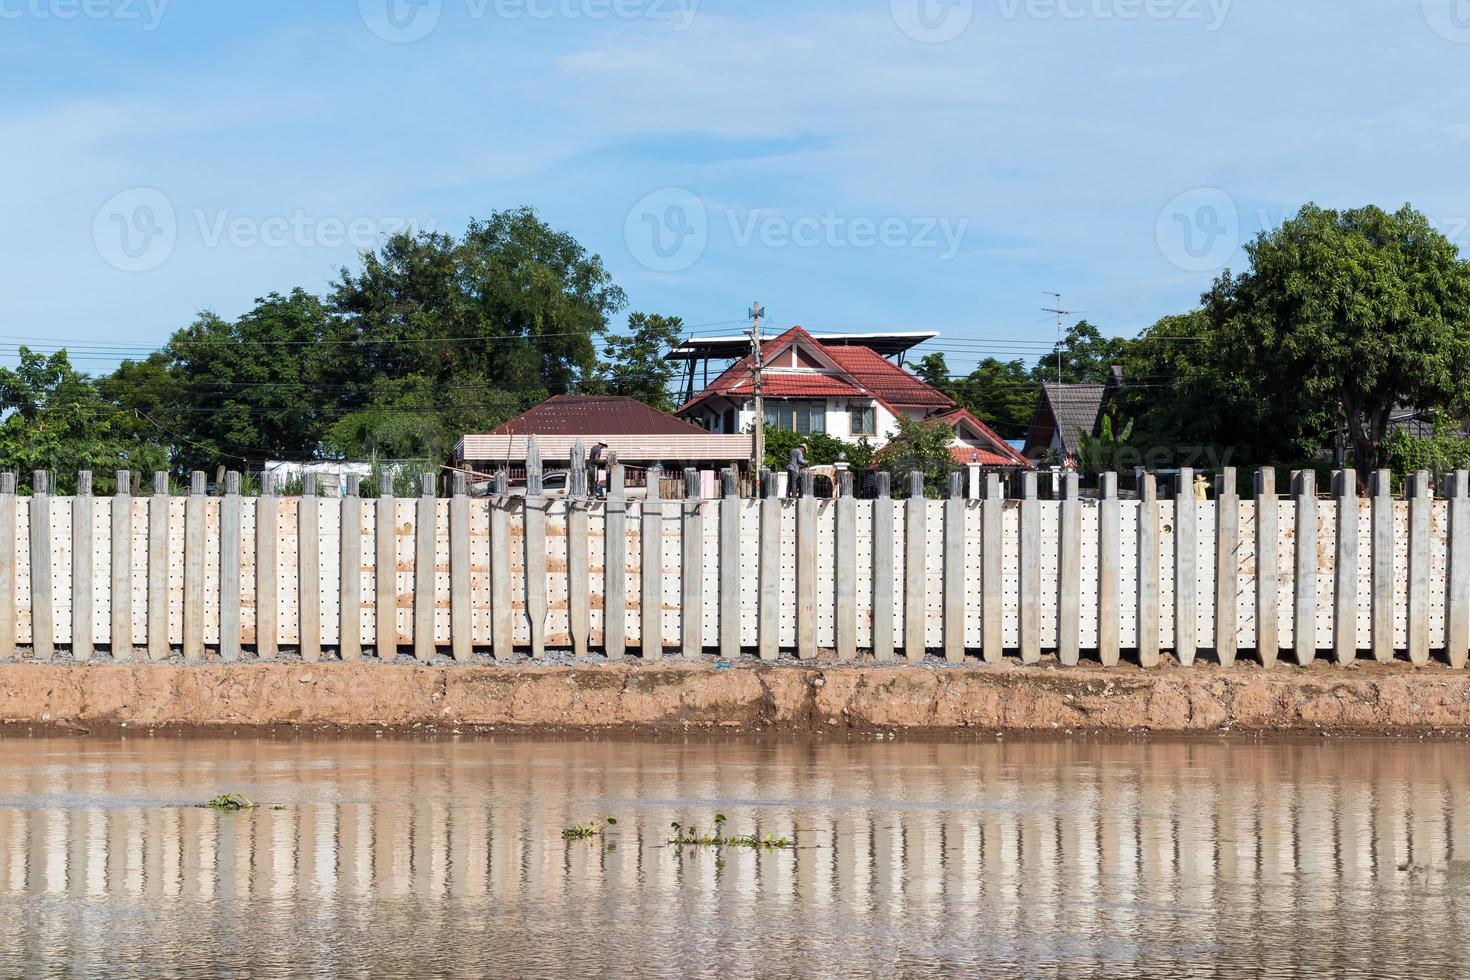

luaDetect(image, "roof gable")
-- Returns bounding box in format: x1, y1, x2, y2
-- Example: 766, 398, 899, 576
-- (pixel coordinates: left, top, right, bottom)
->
934, 408, 1032, 467
678, 325, 952, 413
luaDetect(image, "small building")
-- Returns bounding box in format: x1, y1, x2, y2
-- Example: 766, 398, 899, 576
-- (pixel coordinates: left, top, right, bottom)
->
1023, 368, 1124, 461
453, 395, 752, 490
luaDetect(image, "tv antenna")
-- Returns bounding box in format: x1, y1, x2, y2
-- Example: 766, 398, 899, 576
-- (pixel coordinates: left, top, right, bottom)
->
1042, 292, 1075, 385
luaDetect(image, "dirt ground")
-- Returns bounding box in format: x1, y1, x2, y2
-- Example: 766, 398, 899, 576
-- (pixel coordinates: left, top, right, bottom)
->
4, 655, 1470, 735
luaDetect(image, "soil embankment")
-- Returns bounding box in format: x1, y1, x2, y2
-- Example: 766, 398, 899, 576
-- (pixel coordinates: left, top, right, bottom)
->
4, 659, 1470, 734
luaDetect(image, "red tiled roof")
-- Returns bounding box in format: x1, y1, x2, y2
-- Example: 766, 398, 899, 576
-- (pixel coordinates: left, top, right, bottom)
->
678, 325, 952, 413
935, 408, 1033, 467
949, 446, 1024, 467
492, 395, 710, 436
822, 344, 952, 409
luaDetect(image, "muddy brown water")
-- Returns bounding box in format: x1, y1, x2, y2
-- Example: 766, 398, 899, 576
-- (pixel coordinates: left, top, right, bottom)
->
1, 736, 1468, 978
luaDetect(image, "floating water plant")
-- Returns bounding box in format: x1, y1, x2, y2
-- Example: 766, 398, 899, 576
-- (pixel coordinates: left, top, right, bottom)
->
669, 814, 792, 849
562, 817, 617, 840
201, 793, 255, 811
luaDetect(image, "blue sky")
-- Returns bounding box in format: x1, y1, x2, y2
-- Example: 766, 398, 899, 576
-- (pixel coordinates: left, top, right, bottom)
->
3, 0, 1469, 376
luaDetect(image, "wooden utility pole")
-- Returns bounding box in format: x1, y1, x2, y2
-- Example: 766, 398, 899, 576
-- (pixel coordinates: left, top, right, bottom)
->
749, 301, 765, 476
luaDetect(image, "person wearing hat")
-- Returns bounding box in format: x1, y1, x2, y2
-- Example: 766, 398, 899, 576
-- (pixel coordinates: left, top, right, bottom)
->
787, 443, 808, 498
1194, 472, 1211, 500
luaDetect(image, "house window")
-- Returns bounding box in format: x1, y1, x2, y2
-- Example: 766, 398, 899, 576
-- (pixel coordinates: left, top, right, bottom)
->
722, 407, 736, 433
849, 405, 876, 437
764, 400, 827, 434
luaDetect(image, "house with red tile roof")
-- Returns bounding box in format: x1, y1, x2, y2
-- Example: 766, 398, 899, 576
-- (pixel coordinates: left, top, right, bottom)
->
676, 326, 1029, 469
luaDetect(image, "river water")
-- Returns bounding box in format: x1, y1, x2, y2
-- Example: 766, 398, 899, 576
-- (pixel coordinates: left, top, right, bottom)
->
0, 735, 1467, 978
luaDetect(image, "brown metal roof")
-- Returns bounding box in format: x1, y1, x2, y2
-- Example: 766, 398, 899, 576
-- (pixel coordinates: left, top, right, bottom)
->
491, 395, 712, 437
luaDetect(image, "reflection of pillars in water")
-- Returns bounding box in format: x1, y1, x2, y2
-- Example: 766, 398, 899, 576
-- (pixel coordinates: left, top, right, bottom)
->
84, 811, 108, 898
1058, 754, 1098, 957
1451, 781, 1470, 866
2, 810, 25, 894
1095, 757, 1133, 949
37, 807, 64, 895
340, 803, 373, 902
311, 803, 338, 903
1176, 748, 1217, 943
376, 802, 409, 899
450, 800, 489, 901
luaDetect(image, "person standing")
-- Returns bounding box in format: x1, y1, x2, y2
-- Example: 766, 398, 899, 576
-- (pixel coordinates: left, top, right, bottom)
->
589, 441, 608, 498
787, 443, 808, 498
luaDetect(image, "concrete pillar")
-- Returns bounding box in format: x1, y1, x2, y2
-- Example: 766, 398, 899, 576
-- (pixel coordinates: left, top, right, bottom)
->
1254, 467, 1279, 667
1137, 474, 1160, 667
219, 472, 241, 663
871, 472, 895, 662
450, 471, 473, 663
904, 471, 927, 661
30, 471, 53, 661
1018, 470, 1041, 664
72, 471, 95, 662
981, 472, 1004, 664
943, 471, 966, 664
299, 473, 322, 663
1408, 470, 1432, 665
718, 468, 741, 660
1057, 470, 1082, 666
184, 471, 208, 661
1370, 470, 1394, 662
1215, 467, 1238, 666
339, 475, 362, 662
1097, 472, 1120, 667
1332, 469, 1357, 666
1293, 470, 1318, 665
681, 468, 704, 660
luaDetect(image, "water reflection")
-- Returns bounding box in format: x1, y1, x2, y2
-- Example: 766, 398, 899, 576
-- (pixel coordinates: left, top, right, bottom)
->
1, 737, 1468, 978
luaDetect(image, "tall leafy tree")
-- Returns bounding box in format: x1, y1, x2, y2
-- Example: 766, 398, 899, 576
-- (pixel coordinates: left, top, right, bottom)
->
1032, 320, 1132, 384
591, 312, 685, 411
331, 208, 626, 399
1206, 203, 1470, 479
0, 348, 166, 489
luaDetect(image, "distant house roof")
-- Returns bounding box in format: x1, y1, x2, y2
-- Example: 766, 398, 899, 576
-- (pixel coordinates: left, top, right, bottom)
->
872, 407, 1033, 470
932, 408, 1033, 468
678, 325, 953, 415
492, 395, 710, 437
462, 394, 752, 464
1023, 371, 1124, 457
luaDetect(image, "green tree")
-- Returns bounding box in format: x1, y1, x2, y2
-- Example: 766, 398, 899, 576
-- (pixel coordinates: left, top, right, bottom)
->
145, 290, 340, 471
330, 208, 625, 400
591, 312, 685, 411
0, 348, 166, 490
875, 415, 957, 496
953, 358, 1037, 438
1032, 320, 1132, 384
1207, 203, 1470, 480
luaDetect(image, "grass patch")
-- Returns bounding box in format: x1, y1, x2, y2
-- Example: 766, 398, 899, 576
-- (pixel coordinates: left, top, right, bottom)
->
562, 816, 617, 840
669, 814, 793, 850
200, 793, 254, 811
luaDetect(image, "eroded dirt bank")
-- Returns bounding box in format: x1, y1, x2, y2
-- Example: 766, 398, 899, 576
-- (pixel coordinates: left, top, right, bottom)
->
3, 659, 1470, 734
